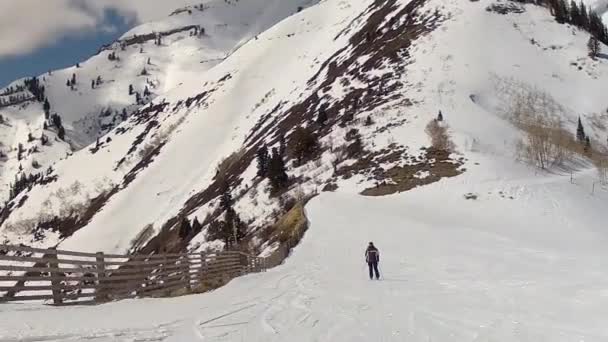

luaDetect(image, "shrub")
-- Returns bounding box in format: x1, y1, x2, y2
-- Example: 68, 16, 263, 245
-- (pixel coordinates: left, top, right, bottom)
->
425, 119, 455, 151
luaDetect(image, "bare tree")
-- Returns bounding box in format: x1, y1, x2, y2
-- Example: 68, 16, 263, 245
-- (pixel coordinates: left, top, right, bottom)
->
425, 119, 455, 151
515, 114, 571, 169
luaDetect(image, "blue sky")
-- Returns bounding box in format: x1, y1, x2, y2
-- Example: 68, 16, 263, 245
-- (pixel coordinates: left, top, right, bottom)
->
0, 9, 135, 88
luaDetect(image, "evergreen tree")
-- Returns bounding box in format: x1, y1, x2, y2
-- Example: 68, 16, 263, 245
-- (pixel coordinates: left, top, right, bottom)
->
278, 134, 286, 157
577, 116, 586, 142
147, 57, 151, 65
91, 80, 95, 89
27, 133, 34, 142
122, 108, 128, 120
43, 98, 50, 116
58, 126, 66, 140
437, 110, 444, 122
214, 181, 245, 246
71, 73, 76, 85
144, 86, 151, 97
129, 84, 134, 95
178, 217, 192, 239
345, 128, 364, 157
66, 79, 71, 87
96, 76, 102, 86
192, 217, 202, 235
268, 148, 289, 191
588, 36, 600, 58
76, 63, 80, 68
256, 145, 269, 177
316, 108, 328, 127
51, 113, 62, 128
580, 1, 590, 29
290, 126, 319, 165
17, 143, 24, 161
570, 1, 580, 26
365, 115, 373, 126
141, 67, 149, 76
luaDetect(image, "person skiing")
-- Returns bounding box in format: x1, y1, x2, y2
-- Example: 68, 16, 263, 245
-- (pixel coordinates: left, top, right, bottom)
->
365, 242, 380, 280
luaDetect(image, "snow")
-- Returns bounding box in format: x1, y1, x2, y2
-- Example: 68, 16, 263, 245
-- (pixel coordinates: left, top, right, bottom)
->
2, 165, 608, 341
2, 0, 608, 339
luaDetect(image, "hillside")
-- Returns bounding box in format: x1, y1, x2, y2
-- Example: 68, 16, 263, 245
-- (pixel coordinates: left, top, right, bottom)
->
0, 0, 317, 204
1, 0, 608, 254
1, 0, 608, 340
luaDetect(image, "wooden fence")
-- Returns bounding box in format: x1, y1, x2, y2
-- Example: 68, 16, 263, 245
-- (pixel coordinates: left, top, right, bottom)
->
0, 245, 267, 305
0, 209, 309, 306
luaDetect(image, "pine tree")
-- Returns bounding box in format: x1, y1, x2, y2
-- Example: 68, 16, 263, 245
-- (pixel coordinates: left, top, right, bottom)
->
556, 0, 568, 24
17, 143, 24, 161
216, 181, 245, 246
76, 63, 80, 68
278, 134, 286, 157
144, 86, 151, 97
96, 76, 102, 86
66, 79, 71, 87
290, 126, 319, 165
27, 133, 34, 142
91, 80, 95, 89
268, 148, 289, 192
345, 128, 363, 157
141, 67, 148, 76
316, 109, 328, 127
365, 115, 373, 126
192, 217, 202, 234
129, 84, 134, 95
147, 57, 151, 65
588, 36, 600, 58
58, 126, 66, 140
122, 108, 128, 120
256, 145, 269, 177
437, 110, 444, 122
577, 116, 586, 143
71, 73, 76, 85
178, 217, 192, 239
570, 1, 580, 26
580, 1, 590, 29
43, 98, 50, 116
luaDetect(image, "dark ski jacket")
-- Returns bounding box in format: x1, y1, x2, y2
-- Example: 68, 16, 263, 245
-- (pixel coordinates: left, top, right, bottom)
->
365, 246, 380, 264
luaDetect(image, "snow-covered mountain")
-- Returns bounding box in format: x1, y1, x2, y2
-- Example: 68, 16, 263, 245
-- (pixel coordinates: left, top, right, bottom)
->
0, 0, 317, 204
1, 0, 608, 264
3, 0, 608, 340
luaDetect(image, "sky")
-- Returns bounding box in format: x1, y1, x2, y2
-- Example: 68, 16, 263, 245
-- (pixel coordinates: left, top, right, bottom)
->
0, 0, 197, 88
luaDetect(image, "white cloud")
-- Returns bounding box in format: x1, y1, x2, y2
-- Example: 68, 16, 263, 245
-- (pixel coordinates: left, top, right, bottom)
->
0, 0, 196, 58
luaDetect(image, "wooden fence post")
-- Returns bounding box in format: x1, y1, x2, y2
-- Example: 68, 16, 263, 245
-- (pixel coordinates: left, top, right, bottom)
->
48, 248, 62, 305
184, 254, 192, 292
95, 252, 107, 303
199, 252, 206, 284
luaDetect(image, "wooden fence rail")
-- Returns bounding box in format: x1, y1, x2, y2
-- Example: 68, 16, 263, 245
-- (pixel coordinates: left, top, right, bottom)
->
0, 210, 308, 306
0, 246, 268, 305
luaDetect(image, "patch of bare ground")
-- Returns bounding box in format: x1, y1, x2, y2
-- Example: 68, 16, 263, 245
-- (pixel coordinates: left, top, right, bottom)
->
355, 147, 464, 196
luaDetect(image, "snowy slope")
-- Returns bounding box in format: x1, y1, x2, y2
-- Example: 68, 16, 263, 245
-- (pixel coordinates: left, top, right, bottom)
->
2, 168, 608, 341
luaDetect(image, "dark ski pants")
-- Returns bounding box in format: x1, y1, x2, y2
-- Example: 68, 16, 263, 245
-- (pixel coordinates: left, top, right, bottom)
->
368, 262, 380, 279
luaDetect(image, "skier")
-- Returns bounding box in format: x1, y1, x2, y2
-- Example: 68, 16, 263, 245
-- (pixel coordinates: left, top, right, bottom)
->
365, 242, 380, 280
